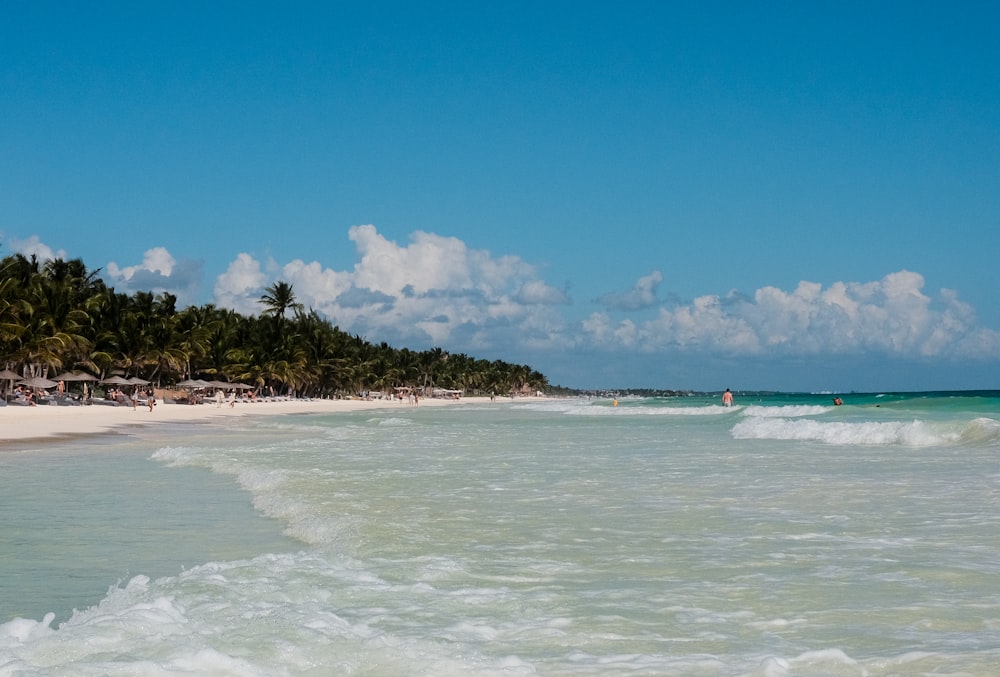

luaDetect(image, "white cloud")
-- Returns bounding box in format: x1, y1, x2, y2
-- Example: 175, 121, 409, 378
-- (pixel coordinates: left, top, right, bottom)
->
347, 225, 538, 297
3, 236, 204, 306
211, 226, 999, 364
515, 280, 570, 305
213, 253, 268, 315
213, 225, 568, 350
6, 235, 67, 261
105, 247, 203, 306
9, 230, 998, 369
583, 270, 1000, 360
107, 247, 175, 279
281, 259, 354, 316
596, 270, 663, 310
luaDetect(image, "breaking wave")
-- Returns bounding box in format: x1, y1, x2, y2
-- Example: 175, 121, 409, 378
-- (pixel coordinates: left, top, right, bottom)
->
731, 416, 1000, 447
740, 404, 831, 418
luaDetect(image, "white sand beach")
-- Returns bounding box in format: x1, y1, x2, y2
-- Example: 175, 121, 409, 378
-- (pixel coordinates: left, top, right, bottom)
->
0, 396, 462, 443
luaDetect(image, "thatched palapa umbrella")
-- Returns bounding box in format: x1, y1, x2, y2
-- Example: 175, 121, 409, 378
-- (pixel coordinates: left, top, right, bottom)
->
52, 371, 98, 382
0, 368, 21, 395
100, 375, 133, 386
18, 376, 60, 390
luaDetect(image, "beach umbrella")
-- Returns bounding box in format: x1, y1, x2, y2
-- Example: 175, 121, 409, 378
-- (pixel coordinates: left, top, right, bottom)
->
100, 375, 132, 386
127, 377, 150, 385
52, 371, 98, 382
176, 379, 214, 388
18, 376, 60, 389
0, 368, 21, 395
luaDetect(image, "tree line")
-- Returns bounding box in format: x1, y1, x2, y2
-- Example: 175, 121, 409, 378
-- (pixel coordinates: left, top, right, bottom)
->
0, 253, 550, 398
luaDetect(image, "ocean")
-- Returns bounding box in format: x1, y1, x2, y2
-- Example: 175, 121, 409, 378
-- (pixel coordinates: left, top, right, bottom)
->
2, 391, 999, 676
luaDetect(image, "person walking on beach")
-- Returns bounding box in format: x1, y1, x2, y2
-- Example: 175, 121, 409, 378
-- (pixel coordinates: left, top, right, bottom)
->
722, 388, 734, 407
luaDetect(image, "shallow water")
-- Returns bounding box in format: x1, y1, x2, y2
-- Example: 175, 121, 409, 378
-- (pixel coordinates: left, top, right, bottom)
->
2, 393, 999, 675
0, 432, 297, 623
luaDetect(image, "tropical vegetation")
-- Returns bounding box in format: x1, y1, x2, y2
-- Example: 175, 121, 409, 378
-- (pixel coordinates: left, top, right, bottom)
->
0, 253, 549, 398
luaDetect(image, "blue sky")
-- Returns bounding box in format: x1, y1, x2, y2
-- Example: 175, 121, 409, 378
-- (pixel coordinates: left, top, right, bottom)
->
3, 2, 999, 391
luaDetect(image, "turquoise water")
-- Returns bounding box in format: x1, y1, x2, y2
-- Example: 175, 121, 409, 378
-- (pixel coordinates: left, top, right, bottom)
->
0, 435, 297, 624
1, 392, 999, 675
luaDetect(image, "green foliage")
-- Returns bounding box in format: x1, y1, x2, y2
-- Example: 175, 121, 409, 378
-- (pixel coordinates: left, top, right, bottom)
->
0, 254, 549, 396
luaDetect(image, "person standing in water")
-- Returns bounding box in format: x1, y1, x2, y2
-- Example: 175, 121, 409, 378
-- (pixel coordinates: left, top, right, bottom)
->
722, 388, 734, 407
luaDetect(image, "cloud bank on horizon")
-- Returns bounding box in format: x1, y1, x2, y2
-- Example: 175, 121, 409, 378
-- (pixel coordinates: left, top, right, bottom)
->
7, 227, 998, 390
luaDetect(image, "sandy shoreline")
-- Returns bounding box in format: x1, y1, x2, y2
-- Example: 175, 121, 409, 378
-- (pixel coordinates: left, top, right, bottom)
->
0, 396, 466, 444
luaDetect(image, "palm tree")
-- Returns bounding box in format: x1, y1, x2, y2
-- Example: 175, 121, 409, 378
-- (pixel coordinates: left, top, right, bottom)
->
141, 293, 188, 384
16, 264, 94, 376
0, 254, 553, 397
173, 304, 220, 379
198, 308, 243, 380
259, 281, 302, 320
417, 347, 447, 393
0, 274, 28, 357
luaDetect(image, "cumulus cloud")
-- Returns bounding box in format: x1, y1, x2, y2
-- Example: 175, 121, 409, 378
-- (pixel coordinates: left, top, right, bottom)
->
211, 225, 998, 364
213, 225, 570, 349
213, 253, 269, 315
3, 236, 204, 307
5, 235, 68, 261
9, 229, 999, 368
515, 280, 570, 305
7, 229, 999, 384
596, 270, 663, 310
583, 270, 1000, 360
105, 247, 204, 306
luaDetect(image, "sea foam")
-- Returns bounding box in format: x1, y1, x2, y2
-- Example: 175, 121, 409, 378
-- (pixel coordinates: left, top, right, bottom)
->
731, 417, 953, 446
740, 404, 831, 418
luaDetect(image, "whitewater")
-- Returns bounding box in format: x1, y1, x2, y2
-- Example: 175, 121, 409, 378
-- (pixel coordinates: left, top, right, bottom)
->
2, 391, 999, 675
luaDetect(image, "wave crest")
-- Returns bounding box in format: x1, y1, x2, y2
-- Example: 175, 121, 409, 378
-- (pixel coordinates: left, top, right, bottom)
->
740, 404, 831, 418
516, 400, 737, 416
731, 417, 954, 446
